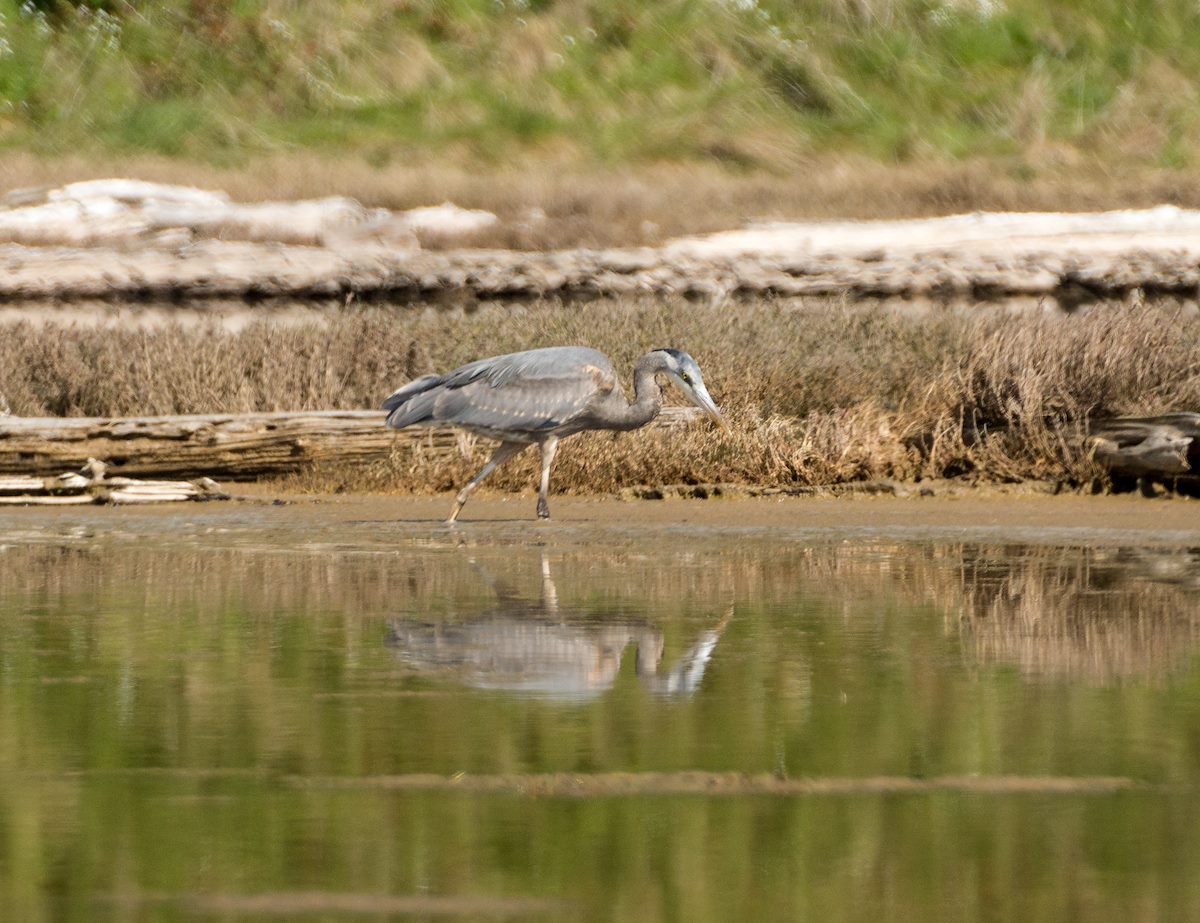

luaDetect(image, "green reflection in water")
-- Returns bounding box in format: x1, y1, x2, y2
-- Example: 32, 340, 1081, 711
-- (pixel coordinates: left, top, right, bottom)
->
1, 539, 1200, 921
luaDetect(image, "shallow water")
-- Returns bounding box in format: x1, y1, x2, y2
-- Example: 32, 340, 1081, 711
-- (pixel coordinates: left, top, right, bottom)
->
2, 527, 1200, 922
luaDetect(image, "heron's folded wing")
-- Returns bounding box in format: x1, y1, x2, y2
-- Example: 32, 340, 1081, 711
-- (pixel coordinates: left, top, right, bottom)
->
434, 368, 611, 433
383, 347, 617, 431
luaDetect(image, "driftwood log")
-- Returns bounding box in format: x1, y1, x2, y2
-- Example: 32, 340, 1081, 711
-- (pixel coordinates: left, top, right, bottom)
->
1087, 414, 1200, 491
0, 408, 701, 480
0, 408, 1194, 490
0, 458, 228, 505
2, 240, 1199, 305
7, 196, 1200, 303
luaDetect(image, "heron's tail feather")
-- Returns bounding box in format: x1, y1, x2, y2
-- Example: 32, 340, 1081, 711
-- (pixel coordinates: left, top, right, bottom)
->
382, 374, 441, 412
381, 374, 444, 429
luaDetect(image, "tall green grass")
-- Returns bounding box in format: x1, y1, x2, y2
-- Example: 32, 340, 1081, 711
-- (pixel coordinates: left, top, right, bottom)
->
4, 1, 1200, 168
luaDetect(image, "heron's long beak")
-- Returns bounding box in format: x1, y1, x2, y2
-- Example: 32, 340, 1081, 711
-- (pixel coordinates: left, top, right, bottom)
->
690, 382, 730, 433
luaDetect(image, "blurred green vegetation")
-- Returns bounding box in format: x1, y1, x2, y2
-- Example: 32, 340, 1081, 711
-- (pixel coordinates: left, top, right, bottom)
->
3, 0, 1200, 168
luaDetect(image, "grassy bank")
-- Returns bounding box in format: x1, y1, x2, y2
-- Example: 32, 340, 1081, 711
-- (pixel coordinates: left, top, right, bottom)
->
2, 297, 1197, 494
4, 1, 1200, 173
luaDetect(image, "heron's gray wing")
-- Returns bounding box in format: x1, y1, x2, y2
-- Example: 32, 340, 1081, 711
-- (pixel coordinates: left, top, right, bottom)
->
431, 365, 614, 434
470, 347, 612, 388
384, 346, 616, 432
381, 355, 507, 416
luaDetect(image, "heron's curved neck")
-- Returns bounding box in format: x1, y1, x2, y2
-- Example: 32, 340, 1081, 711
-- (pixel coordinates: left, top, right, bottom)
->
613, 354, 664, 431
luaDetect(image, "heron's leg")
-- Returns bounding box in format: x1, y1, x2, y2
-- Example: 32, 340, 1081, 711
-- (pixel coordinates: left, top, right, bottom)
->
535, 436, 559, 520
448, 441, 525, 524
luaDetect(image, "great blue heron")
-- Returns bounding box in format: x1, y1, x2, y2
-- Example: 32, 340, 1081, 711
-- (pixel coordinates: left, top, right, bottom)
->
382, 346, 726, 522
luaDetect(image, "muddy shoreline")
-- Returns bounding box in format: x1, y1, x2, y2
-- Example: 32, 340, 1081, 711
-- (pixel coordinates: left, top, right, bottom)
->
3, 489, 1198, 548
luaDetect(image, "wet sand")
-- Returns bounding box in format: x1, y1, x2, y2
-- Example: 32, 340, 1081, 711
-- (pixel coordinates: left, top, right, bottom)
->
278, 490, 1200, 536
2, 488, 1198, 548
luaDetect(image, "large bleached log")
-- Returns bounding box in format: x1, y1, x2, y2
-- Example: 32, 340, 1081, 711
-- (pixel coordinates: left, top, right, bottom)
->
7, 180, 1200, 301
0, 408, 700, 480
1088, 414, 1200, 484
0, 238, 1197, 304
0, 180, 497, 248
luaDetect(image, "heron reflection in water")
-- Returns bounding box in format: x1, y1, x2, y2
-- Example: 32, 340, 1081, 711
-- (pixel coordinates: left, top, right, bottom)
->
382, 346, 727, 522
386, 556, 731, 700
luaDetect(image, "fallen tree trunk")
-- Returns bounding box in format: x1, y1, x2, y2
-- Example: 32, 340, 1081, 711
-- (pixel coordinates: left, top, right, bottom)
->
3, 408, 1193, 489
1087, 413, 1200, 489
0, 408, 701, 480
2, 240, 1198, 304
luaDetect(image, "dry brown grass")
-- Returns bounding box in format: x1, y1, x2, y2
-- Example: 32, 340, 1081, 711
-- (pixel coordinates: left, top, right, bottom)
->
12, 153, 1200, 248
2, 296, 1198, 493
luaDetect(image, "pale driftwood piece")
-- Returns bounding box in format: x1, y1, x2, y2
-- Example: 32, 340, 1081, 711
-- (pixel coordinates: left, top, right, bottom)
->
105, 485, 198, 497
106, 477, 199, 489
0, 452, 231, 505
0, 408, 700, 480
107, 490, 197, 504
193, 477, 228, 498
1088, 414, 1200, 485
0, 181, 498, 248
0, 494, 100, 505
1090, 433, 1191, 478
0, 479, 226, 506
0, 476, 46, 494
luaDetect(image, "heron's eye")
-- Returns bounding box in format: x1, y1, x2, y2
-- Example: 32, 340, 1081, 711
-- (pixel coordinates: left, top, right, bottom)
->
680, 373, 691, 384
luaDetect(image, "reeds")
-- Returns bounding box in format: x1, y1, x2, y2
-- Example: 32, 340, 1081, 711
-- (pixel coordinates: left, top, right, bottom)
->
2, 296, 1198, 493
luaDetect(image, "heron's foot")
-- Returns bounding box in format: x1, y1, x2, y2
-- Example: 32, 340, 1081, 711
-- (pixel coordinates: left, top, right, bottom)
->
447, 498, 465, 524
536, 496, 551, 520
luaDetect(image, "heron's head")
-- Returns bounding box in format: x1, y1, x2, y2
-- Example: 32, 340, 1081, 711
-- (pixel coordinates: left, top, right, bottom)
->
651, 348, 728, 431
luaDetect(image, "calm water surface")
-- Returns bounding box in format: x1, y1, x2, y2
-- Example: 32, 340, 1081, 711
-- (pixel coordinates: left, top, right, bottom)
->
2, 522, 1200, 922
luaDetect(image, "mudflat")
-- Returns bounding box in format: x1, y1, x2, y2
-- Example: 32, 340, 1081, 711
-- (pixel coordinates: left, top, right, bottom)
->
4, 488, 1198, 548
